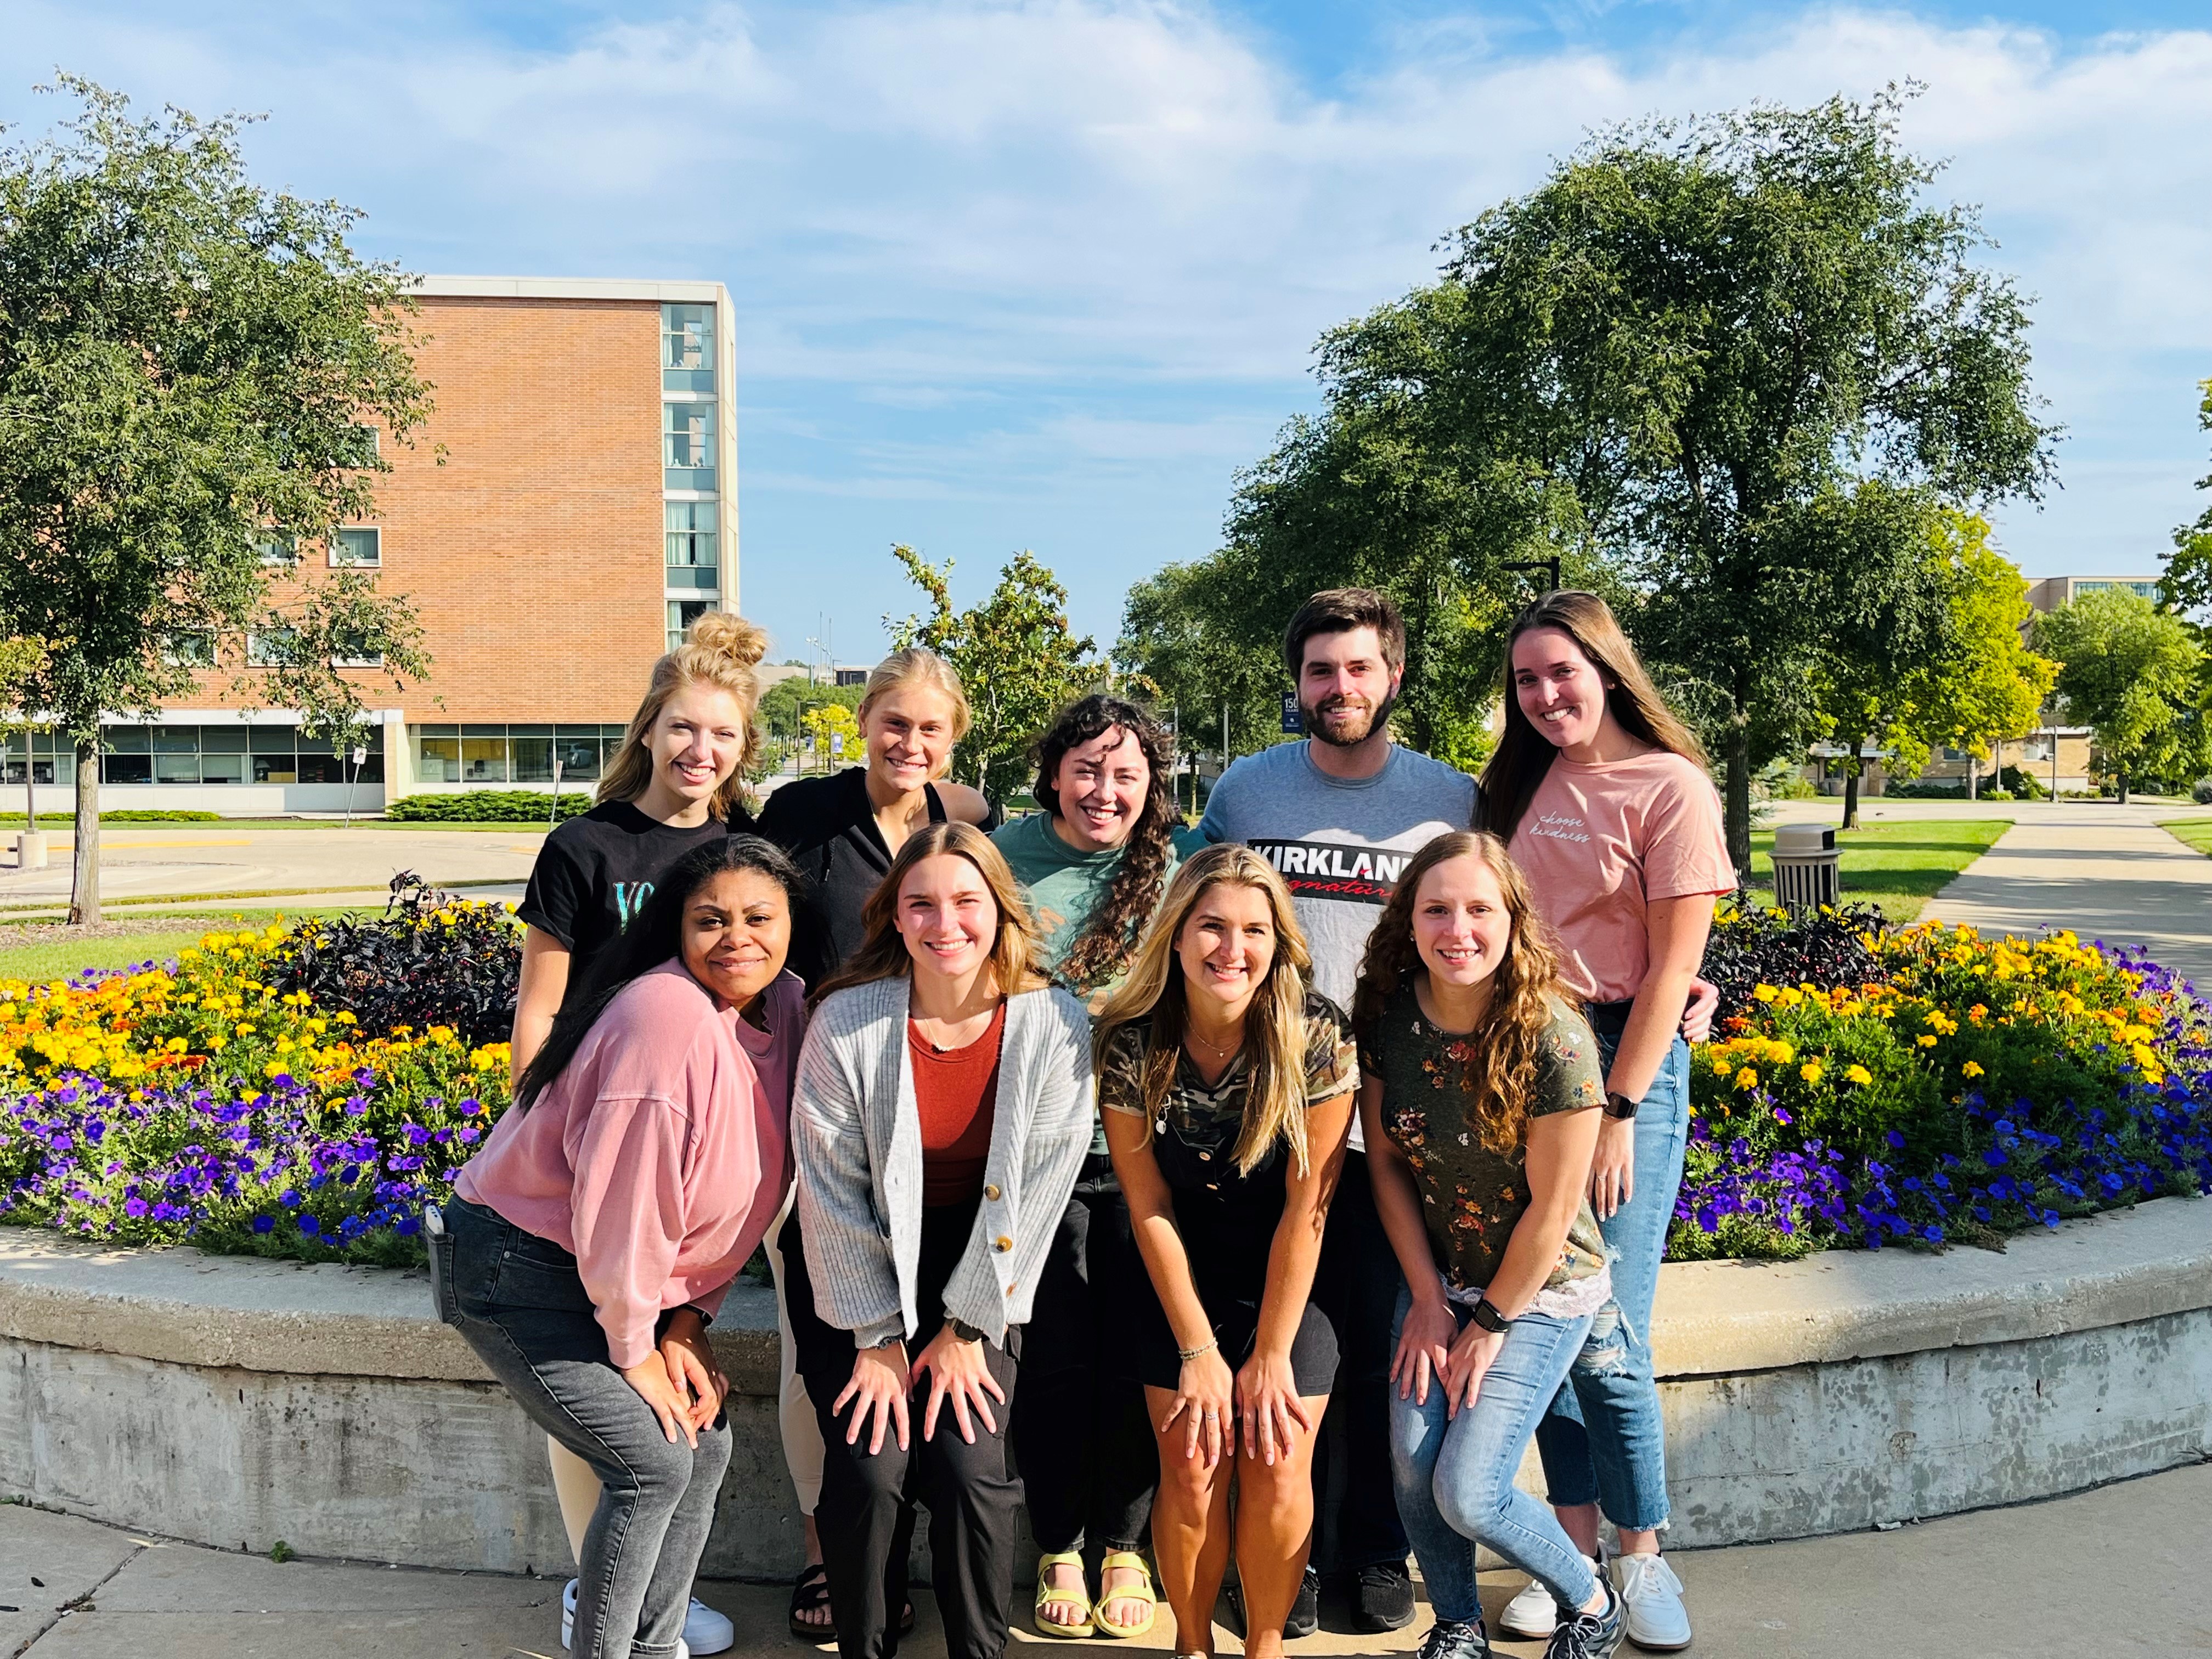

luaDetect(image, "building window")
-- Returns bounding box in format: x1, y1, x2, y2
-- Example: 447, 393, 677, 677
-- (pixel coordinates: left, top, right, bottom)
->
256, 534, 299, 566
3, 729, 69, 786
663, 304, 715, 393
161, 631, 215, 667
664, 403, 716, 491
411, 723, 625, 787
330, 527, 381, 568
665, 501, 718, 591
668, 600, 712, 652
246, 629, 300, 667
92, 723, 382, 786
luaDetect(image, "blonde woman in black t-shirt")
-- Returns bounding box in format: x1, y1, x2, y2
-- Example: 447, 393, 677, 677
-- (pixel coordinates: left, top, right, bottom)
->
508, 610, 769, 1659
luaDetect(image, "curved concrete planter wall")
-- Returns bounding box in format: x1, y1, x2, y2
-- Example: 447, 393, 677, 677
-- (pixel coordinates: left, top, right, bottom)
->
2, 1197, 2208, 1573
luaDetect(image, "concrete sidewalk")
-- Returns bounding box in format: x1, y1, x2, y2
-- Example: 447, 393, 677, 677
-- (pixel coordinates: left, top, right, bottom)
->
5, 1463, 2208, 1658
1921, 818, 2212, 990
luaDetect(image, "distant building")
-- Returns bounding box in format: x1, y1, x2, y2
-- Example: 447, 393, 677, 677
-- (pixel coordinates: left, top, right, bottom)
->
2, 276, 739, 815
2023, 575, 2162, 612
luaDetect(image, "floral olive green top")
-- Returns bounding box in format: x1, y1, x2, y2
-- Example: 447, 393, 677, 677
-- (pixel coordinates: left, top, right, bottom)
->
1359, 985, 1610, 1302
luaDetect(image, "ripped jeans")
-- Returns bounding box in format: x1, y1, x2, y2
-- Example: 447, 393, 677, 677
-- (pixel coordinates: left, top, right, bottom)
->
1532, 1031, 1690, 1532
1385, 1284, 1611, 1622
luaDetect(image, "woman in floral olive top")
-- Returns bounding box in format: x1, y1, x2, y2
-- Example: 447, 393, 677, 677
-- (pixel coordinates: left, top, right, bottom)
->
1351, 832, 1627, 1659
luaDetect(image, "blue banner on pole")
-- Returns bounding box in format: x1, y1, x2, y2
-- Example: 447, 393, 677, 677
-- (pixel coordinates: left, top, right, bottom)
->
1280, 694, 1303, 735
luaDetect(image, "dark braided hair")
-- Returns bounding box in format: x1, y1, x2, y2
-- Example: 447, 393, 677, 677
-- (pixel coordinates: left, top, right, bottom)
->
1031, 695, 1178, 994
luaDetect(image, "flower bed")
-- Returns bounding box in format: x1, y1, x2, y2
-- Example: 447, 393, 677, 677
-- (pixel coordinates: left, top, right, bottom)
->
1674, 906, 2212, 1259
0, 887, 517, 1268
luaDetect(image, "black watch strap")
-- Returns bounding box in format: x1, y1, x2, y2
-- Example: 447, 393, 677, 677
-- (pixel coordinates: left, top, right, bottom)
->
1604, 1091, 1640, 1120
1469, 1297, 1511, 1334
947, 1316, 988, 1344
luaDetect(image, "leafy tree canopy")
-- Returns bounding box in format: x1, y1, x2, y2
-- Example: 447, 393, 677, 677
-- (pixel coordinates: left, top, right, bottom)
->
0, 77, 436, 919
2032, 588, 2205, 802
888, 546, 1105, 803
2164, 377, 2212, 618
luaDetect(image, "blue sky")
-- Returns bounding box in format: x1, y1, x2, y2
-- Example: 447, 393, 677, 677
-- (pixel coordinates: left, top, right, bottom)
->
3, 3, 2209, 662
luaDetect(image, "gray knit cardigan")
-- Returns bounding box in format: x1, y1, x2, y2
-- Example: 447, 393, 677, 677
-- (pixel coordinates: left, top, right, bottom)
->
792, 976, 1094, 1349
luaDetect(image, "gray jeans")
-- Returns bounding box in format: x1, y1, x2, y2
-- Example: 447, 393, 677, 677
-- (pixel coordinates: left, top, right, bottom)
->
433, 1196, 730, 1659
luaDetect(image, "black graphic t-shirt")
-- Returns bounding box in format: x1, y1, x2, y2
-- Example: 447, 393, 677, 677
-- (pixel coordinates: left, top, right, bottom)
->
517, 799, 747, 996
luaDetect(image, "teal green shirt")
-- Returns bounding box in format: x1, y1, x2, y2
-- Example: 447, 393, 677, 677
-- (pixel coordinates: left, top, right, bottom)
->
991, 810, 1204, 996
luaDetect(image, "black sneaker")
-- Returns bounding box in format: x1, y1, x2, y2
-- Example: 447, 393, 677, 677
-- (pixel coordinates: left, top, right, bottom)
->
1542, 1582, 1624, 1659
1285, 1566, 1321, 1639
1417, 1616, 1491, 1659
1350, 1561, 1417, 1632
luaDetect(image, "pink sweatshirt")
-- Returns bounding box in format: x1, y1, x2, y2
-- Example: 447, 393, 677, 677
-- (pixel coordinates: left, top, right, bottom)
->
456, 961, 804, 1368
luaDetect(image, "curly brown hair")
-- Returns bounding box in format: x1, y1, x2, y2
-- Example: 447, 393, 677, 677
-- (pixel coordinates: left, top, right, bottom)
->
1350, 831, 1568, 1155
1031, 695, 1178, 993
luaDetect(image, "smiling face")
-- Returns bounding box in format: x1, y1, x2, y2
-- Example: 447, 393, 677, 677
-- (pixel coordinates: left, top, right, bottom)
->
1297, 624, 1402, 749
1410, 854, 1513, 995
648, 684, 748, 804
1049, 725, 1151, 854
894, 851, 999, 984
864, 686, 961, 795
679, 869, 792, 1009
1174, 880, 1278, 1022
1511, 625, 1615, 754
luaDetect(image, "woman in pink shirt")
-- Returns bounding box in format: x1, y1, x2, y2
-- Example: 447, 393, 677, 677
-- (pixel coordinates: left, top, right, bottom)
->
434, 835, 808, 1659
1477, 592, 1735, 1655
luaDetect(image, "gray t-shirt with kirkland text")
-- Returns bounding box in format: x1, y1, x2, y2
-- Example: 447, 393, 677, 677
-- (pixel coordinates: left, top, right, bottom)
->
1199, 739, 1479, 1007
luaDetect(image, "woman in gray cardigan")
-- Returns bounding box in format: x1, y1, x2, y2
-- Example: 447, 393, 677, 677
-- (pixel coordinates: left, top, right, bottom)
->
785, 821, 1094, 1659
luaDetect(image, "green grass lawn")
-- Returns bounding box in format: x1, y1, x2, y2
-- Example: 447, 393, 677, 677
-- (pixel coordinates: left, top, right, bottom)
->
0, 905, 377, 984
1741, 817, 2012, 923
2160, 818, 2212, 857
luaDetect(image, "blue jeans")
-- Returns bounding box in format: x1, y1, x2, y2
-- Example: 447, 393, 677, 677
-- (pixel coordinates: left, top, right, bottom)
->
1386, 1285, 1601, 1623
1532, 1032, 1690, 1531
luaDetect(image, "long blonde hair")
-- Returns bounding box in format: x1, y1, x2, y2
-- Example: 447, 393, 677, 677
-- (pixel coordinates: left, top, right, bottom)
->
1349, 831, 1568, 1155
1478, 590, 1707, 843
813, 821, 1049, 1001
857, 648, 972, 778
598, 611, 769, 821
1093, 844, 1317, 1177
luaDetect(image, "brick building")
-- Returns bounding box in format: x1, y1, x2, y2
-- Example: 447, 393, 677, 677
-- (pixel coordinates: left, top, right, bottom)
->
2, 276, 738, 815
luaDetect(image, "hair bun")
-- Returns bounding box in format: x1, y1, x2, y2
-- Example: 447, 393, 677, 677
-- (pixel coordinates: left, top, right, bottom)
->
686, 610, 770, 669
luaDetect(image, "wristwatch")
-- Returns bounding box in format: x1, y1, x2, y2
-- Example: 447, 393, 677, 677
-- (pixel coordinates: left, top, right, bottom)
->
947, 1317, 988, 1344
1469, 1297, 1511, 1334
1603, 1091, 1640, 1121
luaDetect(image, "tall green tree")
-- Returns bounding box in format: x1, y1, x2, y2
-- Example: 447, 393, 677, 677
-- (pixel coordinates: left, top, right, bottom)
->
1280, 90, 2053, 871
1115, 560, 1290, 782
0, 78, 436, 921
2032, 589, 2205, 802
888, 546, 1105, 803
2164, 377, 2212, 617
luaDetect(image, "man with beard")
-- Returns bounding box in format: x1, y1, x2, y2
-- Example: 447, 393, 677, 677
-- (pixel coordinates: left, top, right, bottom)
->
1196, 586, 1467, 1639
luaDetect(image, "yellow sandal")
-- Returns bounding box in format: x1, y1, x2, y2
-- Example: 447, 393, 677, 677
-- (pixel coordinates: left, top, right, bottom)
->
1035, 1550, 1094, 1639
1093, 1551, 1159, 1640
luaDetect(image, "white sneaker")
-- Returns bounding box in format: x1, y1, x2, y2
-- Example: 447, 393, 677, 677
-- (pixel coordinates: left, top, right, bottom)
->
1496, 1553, 1602, 1640
561, 1578, 729, 1656
1616, 1553, 1690, 1650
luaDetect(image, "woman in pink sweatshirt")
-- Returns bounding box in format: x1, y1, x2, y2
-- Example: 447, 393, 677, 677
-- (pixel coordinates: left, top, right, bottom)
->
435, 835, 808, 1659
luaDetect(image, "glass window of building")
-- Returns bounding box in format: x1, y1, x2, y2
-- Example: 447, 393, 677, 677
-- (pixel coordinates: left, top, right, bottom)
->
330, 527, 382, 568
246, 629, 300, 667
256, 533, 299, 566
414, 725, 461, 783
663, 304, 716, 393
461, 724, 509, 784
162, 632, 215, 667
665, 502, 719, 591
664, 403, 716, 491
668, 599, 712, 653
510, 725, 555, 783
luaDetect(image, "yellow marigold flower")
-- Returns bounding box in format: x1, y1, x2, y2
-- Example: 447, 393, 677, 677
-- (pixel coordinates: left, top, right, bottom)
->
1961, 1061, 1985, 1078
335, 1012, 357, 1026
1712, 1059, 1733, 1076
1916, 1034, 1937, 1048
1733, 1066, 1759, 1091
1753, 985, 1778, 1003
1799, 1061, 1824, 1084
1843, 1064, 1873, 1085
236, 1022, 257, 1035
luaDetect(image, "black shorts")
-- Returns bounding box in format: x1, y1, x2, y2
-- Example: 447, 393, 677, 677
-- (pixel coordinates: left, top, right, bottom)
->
1127, 1277, 1339, 1396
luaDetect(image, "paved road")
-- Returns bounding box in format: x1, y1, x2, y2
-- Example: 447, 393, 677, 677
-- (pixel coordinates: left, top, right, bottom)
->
0, 827, 544, 914
4, 1463, 2207, 1656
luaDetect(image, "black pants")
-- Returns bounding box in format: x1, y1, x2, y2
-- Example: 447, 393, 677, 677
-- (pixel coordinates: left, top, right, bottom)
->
1009, 1154, 1156, 1558
784, 1200, 1022, 1659
1310, 1150, 1410, 1572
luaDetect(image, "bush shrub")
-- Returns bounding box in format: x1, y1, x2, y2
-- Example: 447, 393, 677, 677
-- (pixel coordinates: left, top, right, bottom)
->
277, 873, 521, 1049
2193, 777, 2212, 806
0, 810, 223, 825
386, 791, 591, 823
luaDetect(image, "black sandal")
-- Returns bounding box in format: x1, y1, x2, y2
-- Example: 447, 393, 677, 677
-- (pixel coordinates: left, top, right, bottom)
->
789, 1562, 836, 1640
788, 1562, 915, 1641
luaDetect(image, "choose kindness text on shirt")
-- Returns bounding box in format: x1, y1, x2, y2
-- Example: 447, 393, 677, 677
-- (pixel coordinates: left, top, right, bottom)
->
1522, 811, 1594, 846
